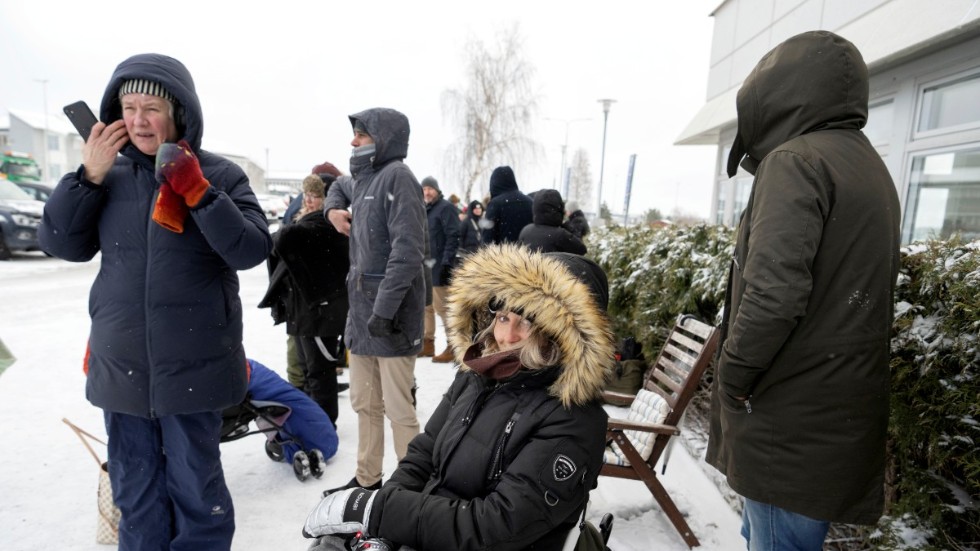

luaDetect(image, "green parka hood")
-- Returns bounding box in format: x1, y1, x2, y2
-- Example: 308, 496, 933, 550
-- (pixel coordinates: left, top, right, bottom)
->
727, 31, 869, 177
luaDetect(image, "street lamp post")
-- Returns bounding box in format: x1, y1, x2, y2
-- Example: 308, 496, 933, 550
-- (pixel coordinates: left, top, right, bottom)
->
544, 117, 590, 197
35, 79, 49, 180
596, 98, 617, 216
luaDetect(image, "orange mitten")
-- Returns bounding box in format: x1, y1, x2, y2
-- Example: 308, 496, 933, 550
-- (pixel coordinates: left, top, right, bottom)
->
155, 139, 210, 207
152, 182, 190, 233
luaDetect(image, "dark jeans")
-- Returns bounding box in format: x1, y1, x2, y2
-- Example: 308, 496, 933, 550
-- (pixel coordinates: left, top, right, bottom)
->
104, 410, 234, 551
297, 335, 341, 425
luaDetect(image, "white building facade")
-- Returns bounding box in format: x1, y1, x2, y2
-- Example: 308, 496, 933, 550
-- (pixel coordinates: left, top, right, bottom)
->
678, 0, 980, 244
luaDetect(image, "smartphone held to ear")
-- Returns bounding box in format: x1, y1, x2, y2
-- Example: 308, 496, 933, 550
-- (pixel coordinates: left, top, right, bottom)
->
63, 101, 99, 141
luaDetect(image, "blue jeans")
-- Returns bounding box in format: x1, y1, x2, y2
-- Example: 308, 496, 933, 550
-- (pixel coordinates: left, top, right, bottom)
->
741, 497, 830, 551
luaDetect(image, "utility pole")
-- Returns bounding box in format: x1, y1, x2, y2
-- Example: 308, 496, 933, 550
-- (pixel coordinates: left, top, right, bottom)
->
596, 98, 617, 215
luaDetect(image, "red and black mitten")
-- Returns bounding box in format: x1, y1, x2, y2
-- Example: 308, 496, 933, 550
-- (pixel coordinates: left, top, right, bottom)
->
151, 182, 190, 233
155, 139, 211, 207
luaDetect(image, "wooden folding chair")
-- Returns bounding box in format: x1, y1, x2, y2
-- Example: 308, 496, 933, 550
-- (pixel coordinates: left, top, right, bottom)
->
600, 315, 720, 548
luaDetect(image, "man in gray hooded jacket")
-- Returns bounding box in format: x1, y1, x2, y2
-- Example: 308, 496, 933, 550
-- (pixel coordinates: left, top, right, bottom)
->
707, 31, 900, 550
325, 108, 425, 491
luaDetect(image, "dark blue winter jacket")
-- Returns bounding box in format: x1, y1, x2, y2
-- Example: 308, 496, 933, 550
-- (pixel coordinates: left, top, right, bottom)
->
246, 360, 338, 463
38, 53, 272, 417
426, 195, 459, 286
481, 173, 533, 245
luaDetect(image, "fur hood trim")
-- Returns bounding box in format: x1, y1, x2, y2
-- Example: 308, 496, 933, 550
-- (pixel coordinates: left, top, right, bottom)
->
446, 244, 614, 407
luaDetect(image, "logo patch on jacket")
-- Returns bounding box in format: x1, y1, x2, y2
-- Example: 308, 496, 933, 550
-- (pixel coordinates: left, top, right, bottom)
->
553, 454, 577, 481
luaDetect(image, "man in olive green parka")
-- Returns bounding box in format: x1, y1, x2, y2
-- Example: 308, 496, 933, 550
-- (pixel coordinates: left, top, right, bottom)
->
706, 31, 901, 549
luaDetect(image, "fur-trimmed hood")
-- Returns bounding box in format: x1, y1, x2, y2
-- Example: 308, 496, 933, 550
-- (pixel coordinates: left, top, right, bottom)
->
446, 244, 614, 407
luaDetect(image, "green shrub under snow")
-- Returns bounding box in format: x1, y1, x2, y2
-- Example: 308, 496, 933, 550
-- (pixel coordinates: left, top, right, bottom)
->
588, 223, 732, 359
586, 225, 980, 550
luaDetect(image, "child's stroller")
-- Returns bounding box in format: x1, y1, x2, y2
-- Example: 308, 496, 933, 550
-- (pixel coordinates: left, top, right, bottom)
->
221, 359, 339, 481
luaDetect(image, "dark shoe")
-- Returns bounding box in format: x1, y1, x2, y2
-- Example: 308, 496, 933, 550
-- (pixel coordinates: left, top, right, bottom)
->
432, 346, 454, 363
324, 476, 382, 496
337, 383, 350, 393
418, 337, 435, 357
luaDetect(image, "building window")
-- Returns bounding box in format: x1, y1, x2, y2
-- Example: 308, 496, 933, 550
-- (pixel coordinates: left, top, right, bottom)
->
903, 147, 980, 243
917, 72, 980, 134
715, 184, 727, 225
48, 134, 60, 151
865, 100, 894, 147
731, 177, 752, 227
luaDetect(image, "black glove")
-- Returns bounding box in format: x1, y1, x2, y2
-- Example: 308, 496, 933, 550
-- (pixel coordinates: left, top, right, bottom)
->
367, 314, 396, 338
439, 264, 453, 284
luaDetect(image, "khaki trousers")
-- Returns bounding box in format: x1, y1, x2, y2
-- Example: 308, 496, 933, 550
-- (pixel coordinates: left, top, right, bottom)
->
348, 353, 420, 486
423, 285, 450, 341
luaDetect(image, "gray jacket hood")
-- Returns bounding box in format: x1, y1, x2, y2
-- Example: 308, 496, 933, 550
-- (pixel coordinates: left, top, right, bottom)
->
727, 31, 868, 177
349, 108, 410, 166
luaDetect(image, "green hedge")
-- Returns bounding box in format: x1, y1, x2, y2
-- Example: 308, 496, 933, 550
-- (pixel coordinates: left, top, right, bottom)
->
587, 225, 980, 549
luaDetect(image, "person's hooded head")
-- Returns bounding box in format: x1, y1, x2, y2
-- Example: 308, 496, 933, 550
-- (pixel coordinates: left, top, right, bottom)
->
488, 166, 519, 198
726, 31, 868, 177
347, 108, 410, 176
531, 189, 565, 228
446, 243, 614, 408
101, 53, 203, 161
467, 199, 484, 220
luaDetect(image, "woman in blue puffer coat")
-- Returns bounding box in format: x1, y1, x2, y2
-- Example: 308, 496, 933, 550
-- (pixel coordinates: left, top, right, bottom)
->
39, 53, 271, 551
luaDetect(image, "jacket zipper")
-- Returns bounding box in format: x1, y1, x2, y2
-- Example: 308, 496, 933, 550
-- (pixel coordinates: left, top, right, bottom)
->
145, 181, 159, 418
487, 412, 521, 483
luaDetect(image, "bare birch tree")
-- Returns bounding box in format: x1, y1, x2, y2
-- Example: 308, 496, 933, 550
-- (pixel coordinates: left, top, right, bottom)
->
567, 147, 594, 213
441, 24, 543, 201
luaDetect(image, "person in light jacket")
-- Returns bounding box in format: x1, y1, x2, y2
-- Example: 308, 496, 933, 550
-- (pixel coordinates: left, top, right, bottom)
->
706, 31, 901, 550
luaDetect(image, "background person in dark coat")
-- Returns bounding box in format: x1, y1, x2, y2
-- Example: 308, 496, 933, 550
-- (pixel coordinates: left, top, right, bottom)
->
480, 165, 533, 245
457, 199, 484, 256
706, 31, 901, 549
519, 188, 587, 255
562, 200, 591, 240
281, 161, 344, 390
419, 176, 459, 363
260, 173, 350, 425
303, 244, 615, 550
324, 108, 425, 492
38, 53, 272, 551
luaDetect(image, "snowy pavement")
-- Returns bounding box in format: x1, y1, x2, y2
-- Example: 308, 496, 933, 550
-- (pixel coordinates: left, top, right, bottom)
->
0, 252, 743, 550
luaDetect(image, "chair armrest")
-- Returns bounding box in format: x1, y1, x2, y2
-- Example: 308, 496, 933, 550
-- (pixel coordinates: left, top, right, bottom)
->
607, 419, 680, 436
601, 390, 637, 407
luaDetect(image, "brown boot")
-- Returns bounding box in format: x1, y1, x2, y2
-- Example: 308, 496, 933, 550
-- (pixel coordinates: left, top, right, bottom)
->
418, 337, 435, 357
432, 346, 454, 363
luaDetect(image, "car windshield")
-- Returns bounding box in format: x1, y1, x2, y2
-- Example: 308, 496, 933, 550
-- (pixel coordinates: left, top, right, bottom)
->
0, 179, 35, 201
2, 162, 42, 179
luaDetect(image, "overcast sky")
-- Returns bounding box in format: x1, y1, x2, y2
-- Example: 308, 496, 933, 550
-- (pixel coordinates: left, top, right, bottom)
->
0, 0, 719, 218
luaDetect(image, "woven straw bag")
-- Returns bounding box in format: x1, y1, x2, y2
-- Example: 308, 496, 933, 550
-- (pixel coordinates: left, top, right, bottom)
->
63, 418, 121, 545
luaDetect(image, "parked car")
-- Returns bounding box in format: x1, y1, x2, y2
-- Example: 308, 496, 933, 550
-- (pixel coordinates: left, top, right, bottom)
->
13, 181, 54, 202
0, 179, 45, 260
255, 193, 288, 225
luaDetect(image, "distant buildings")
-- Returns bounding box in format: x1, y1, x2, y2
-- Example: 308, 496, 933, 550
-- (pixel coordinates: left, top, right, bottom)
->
1, 108, 277, 193
678, 0, 980, 244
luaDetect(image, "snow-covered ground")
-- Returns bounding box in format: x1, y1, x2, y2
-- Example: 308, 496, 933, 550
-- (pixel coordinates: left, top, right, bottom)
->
0, 251, 743, 550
